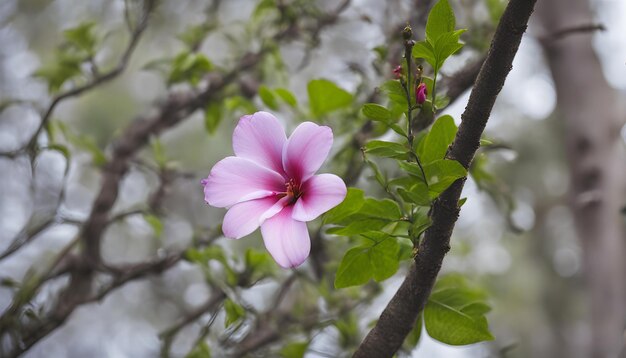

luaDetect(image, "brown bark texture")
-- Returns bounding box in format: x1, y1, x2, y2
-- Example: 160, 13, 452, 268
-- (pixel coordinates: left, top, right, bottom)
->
353, 0, 537, 356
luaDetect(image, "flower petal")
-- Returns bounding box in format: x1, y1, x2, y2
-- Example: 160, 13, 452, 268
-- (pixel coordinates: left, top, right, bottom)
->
203, 156, 285, 208
260, 206, 311, 268
233, 112, 287, 174
282, 122, 333, 182
223, 196, 281, 239
292, 173, 347, 221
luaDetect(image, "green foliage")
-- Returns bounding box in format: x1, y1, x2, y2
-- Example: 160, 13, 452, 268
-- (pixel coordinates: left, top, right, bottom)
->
413, 0, 466, 74
423, 274, 494, 345
274, 88, 298, 107
307, 79, 353, 117
63, 22, 98, 55
424, 159, 467, 197
419, 115, 458, 164
186, 342, 211, 358
335, 232, 401, 288
54, 121, 107, 166
204, 102, 223, 134
168, 52, 213, 85
425, 0, 456, 43
143, 213, 163, 238
362, 103, 391, 123
326, 198, 402, 236
280, 341, 309, 358
224, 298, 246, 328
244, 248, 276, 282
323, 188, 365, 225
363, 140, 410, 160
34, 22, 100, 92
258, 86, 297, 110
258, 85, 279, 110
177, 23, 214, 49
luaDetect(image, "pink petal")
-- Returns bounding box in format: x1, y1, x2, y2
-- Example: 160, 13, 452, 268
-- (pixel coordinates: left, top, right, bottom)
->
233, 112, 287, 175
292, 174, 347, 222
282, 122, 333, 182
260, 206, 311, 268
223, 196, 283, 239
203, 156, 285, 208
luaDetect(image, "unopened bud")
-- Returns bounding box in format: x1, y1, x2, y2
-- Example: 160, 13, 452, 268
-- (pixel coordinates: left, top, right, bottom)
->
402, 25, 412, 40
416, 82, 427, 105
393, 65, 402, 79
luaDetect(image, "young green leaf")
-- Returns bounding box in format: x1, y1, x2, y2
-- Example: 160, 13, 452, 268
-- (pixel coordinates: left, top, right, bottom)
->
363, 140, 409, 159
224, 299, 246, 328
204, 102, 222, 134
274, 88, 298, 107
420, 115, 458, 164
258, 85, 279, 110
323, 188, 365, 225
335, 233, 400, 288
380, 80, 408, 109
280, 341, 309, 358
424, 274, 494, 345
424, 159, 467, 196
425, 0, 456, 43
307, 79, 353, 117
362, 103, 392, 123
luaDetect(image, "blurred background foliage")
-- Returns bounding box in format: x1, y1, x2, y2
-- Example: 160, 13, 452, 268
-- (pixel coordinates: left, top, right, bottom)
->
0, 0, 625, 357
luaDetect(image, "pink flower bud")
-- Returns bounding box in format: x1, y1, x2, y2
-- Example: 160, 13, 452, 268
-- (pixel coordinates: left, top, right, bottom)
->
393, 65, 402, 79
416, 82, 427, 105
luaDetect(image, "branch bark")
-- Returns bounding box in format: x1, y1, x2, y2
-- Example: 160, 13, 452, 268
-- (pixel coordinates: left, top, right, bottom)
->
353, 0, 537, 356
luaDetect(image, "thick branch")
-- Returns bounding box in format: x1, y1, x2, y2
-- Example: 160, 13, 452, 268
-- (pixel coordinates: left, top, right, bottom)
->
353, 0, 537, 356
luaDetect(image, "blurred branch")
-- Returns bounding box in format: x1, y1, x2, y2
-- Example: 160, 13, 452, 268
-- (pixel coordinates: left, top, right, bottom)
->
0, 0, 156, 159
539, 22, 606, 43
159, 290, 226, 357
354, 0, 538, 356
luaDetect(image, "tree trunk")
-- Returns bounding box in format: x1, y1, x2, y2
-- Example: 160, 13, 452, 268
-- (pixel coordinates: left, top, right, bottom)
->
537, 1, 626, 356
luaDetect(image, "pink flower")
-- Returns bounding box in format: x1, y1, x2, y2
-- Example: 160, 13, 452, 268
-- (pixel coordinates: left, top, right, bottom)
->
416, 82, 427, 105
202, 112, 347, 268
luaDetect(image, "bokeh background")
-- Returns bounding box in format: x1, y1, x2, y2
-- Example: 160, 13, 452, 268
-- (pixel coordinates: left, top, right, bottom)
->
1, 0, 625, 357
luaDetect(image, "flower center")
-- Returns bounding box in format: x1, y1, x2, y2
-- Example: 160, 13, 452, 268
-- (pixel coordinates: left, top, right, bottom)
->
285, 178, 302, 204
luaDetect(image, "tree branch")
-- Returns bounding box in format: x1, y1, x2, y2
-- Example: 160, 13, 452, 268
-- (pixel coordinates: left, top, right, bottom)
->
353, 0, 537, 356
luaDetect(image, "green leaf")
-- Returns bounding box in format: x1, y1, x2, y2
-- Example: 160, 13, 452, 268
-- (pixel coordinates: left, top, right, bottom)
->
177, 23, 213, 49
420, 115, 458, 164
323, 188, 365, 224
244, 248, 275, 281
63, 22, 97, 55
280, 341, 309, 358
380, 80, 408, 109
224, 299, 245, 328
258, 85, 279, 110
433, 29, 466, 71
424, 274, 494, 345
426, 0, 456, 43
204, 102, 222, 134
168, 52, 213, 85
411, 210, 433, 237
423, 159, 467, 196
363, 140, 409, 159
33, 53, 83, 93
143, 214, 163, 238
274, 88, 298, 107
412, 40, 436, 69
56, 121, 106, 166
397, 182, 431, 206
151, 138, 167, 168
307, 79, 353, 117
326, 218, 390, 236
186, 342, 211, 358
335, 233, 400, 288
362, 103, 391, 123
